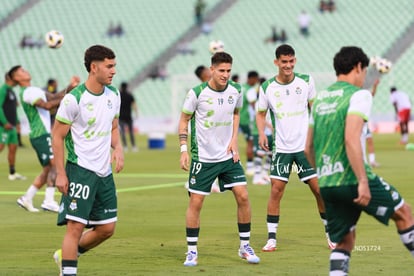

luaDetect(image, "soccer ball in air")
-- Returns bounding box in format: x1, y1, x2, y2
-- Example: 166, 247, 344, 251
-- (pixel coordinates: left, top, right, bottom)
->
208, 40, 224, 54
370, 56, 392, 74
45, 30, 64, 49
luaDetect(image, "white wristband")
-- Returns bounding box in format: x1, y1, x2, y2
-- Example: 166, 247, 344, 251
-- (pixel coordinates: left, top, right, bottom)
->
180, 144, 188, 153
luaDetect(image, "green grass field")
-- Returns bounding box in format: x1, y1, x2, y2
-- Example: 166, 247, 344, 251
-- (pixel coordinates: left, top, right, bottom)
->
0, 133, 413, 275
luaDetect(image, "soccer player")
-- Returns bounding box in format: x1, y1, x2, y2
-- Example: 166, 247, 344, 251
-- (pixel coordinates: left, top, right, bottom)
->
0, 72, 26, 181
52, 45, 123, 276
256, 44, 334, 252
390, 86, 411, 145
239, 71, 260, 175
179, 52, 260, 266
305, 46, 414, 275
10, 65, 79, 212
119, 81, 138, 152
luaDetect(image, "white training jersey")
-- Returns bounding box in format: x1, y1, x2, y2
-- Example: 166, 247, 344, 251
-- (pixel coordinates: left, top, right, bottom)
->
257, 73, 315, 153
182, 81, 243, 163
55, 83, 120, 177
390, 91, 411, 111
20, 86, 51, 138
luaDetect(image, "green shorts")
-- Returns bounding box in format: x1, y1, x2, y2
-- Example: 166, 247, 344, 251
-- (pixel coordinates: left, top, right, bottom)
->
0, 127, 18, 145
57, 162, 118, 226
239, 124, 253, 141
321, 176, 404, 243
270, 151, 317, 182
187, 158, 247, 195
30, 134, 53, 167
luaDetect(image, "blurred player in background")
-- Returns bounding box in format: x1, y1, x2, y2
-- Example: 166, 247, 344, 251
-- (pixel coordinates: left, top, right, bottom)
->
52, 45, 123, 276
390, 86, 412, 145
119, 81, 138, 152
0, 72, 26, 181
179, 52, 260, 266
257, 44, 334, 252
240, 71, 260, 176
306, 45, 414, 275
9, 65, 79, 212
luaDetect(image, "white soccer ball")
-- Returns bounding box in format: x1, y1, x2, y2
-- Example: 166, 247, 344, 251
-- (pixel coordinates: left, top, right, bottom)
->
375, 58, 392, 74
45, 30, 64, 49
208, 40, 224, 54
371, 56, 392, 74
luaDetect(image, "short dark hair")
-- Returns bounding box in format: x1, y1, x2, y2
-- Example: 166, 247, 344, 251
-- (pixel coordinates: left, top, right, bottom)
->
247, 70, 259, 79
120, 82, 128, 91
333, 46, 369, 76
84, 45, 116, 72
7, 65, 21, 80
194, 65, 207, 79
390, 87, 397, 92
211, 52, 232, 66
275, 44, 295, 59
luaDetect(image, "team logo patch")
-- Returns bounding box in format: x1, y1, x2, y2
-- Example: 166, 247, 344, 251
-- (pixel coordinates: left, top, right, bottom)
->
376, 206, 388, 216
228, 96, 234, 104
190, 176, 196, 185
295, 87, 302, 94
107, 99, 112, 109
69, 199, 78, 212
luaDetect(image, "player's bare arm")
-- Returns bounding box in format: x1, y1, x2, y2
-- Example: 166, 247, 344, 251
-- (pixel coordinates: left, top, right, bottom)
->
256, 110, 269, 151
178, 112, 192, 171
34, 98, 62, 111
111, 118, 124, 173
52, 120, 71, 195
304, 126, 316, 168
345, 114, 371, 206
228, 109, 240, 162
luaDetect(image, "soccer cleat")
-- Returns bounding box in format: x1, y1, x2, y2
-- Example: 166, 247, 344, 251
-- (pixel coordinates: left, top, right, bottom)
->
17, 197, 39, 212
9, 173, 27, 181
41, 201, 60, 212
327, 238, 337, 250
262, 239, 277, 252
369, 161, 380, 168
132, 146, 139, 152
253, 173, 270, 185
53, 249, 63, 276
183, 251, 198, 266
238, 244, 260, 264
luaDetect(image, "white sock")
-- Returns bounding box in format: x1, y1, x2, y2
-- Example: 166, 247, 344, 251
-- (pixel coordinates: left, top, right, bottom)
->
44, 187, 56, 202
402, 133, 409, 143
24, 185, 39, 201
399, 225, 414, 257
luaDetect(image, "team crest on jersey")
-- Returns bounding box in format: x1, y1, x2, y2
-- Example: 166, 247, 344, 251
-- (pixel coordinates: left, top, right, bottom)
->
295, 87, 302, 94
228, 96, 234, 104
107, 99, 112, 109
190, 176, 196, 185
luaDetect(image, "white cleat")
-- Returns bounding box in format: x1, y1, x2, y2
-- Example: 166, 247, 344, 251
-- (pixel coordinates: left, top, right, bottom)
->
183, 251, 198, 266
238, 244, 260, 264
9, 173, 27, 181
41, 201, 60, 212
53, 249, 62, 276
262, 239, 277, 252
17, 197, 39, 212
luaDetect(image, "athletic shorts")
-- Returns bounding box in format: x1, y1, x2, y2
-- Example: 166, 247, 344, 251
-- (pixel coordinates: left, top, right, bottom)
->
187, 158, 247, 195
253, 134, 273, 155
398, 109, 411, 123
29, 133, 53, 167
57, 162, 118, 226
0, 127, 18, 145
239, 124, 253, 141
320, 176, 404, 243
270, 151, 317, 182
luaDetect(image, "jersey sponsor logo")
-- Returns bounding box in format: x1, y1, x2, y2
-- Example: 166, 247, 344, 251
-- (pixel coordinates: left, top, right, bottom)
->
317, 154, 344, 177
316, 89, 343, 100
315, 102, 338, 115
104, 208, 117, 214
